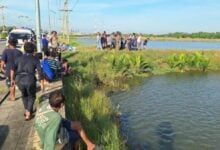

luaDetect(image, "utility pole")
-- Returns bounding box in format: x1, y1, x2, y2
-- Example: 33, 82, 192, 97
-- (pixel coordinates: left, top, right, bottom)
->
60, 0, 72, 44
0, 6, 6, 32
35, 0, 41, 52
47, 0, 51, 33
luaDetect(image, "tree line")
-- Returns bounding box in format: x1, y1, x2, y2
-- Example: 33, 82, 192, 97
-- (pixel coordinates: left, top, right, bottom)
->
147, 32, 220, 39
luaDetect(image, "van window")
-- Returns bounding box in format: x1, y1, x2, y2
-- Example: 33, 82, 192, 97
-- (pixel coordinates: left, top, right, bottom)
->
10, 33, 31, 40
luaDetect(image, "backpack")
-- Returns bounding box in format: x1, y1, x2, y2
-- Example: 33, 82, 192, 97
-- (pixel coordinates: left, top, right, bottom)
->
41, 59, 55, 81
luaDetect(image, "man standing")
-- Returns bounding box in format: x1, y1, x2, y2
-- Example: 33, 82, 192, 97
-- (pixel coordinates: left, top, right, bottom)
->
42, 34, 49, 53
137, 34, 143, 50
35, 90, 95, 150
11, 42, 44, 120
49, 31, 59, 51
1, 38, 22, 101
96, 32, 102, 50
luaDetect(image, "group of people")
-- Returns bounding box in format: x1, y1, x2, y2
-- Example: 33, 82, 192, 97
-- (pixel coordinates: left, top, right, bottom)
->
0, 31, 96, 149
96, 31, 149, 51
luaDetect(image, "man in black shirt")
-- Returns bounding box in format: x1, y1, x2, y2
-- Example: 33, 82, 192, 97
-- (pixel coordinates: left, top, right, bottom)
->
11, 42, 43, 120
1, 38, 22, 101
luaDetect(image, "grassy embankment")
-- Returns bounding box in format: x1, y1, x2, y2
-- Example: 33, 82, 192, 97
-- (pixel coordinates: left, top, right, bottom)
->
62, 40, 220, 149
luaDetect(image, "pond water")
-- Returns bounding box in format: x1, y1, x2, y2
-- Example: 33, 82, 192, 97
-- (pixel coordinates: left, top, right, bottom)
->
78, 38, 220, 50
111, 72, 220, 150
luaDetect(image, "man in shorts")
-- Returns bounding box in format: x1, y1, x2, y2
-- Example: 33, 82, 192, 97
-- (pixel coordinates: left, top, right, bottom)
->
1, 38, 23, 101
35, 90, 95, 150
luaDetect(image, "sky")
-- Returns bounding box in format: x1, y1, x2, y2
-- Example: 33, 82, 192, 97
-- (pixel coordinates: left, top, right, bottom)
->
1, 0, 220, 34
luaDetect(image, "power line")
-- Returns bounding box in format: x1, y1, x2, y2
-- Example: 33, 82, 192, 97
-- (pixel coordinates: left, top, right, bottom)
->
71, 0, 80, 10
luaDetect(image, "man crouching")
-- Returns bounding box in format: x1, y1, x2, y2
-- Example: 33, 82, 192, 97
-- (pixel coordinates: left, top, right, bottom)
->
34, 90, 95, 150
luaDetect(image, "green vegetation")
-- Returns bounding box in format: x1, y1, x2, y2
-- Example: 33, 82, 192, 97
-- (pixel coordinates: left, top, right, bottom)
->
149, 32, 220, 39
62, 51, 153, 149
167, 52, 210, 72
0, 32, 7, 39
62, 48, 220, 149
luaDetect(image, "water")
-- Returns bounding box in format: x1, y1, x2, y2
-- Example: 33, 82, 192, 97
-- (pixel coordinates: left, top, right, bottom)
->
111, 72, 220, 150
77, 37, 220, 50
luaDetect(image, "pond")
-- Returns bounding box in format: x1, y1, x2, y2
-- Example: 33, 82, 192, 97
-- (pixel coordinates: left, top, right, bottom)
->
77, 37, 220, 50
111, 72, 220, 150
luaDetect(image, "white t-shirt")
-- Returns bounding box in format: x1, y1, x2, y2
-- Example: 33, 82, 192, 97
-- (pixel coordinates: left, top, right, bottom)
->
137, 36, 142, 43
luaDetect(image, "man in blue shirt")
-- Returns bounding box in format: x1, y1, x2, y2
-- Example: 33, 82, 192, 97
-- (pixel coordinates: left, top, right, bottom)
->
1, 38, 22, 101
42, 34, 49, 53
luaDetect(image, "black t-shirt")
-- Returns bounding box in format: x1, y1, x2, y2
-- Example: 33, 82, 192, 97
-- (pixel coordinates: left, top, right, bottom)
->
2, 48, 23, 77
14, 54, 43, 85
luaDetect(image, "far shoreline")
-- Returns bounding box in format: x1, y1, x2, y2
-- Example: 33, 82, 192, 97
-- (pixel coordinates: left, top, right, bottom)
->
73, 35, 220, 43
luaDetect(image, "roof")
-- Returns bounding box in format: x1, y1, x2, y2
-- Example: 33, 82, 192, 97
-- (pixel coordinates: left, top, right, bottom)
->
10, 28, 34, 34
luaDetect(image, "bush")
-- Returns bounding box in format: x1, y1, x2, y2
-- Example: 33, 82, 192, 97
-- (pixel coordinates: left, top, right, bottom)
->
0, 32, 7, 39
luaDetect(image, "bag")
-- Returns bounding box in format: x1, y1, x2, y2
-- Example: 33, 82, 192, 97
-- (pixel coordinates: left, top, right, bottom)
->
42, 59, 55, 81
57, 126, 69, 145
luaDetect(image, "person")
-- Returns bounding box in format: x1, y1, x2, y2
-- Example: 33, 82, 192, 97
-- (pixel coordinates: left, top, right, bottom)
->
47, 50, 61, 78
0, 55, 6, 80
42, 34, 49, 53
130, 33, 138, 51
115, 32, 121, 50
143, 38, 149, 49
49, 31, 59, 51
41, 51, 55, 82
137, 34, 143, 50
61, 58, 72, 76
96, 32, 102, 50
106, 34, 112, 49
34, 90, 95, 150
100, 34, 105, 49
20, 36, 29, 53
11, 42, 44, 120
1, 38, 23, 101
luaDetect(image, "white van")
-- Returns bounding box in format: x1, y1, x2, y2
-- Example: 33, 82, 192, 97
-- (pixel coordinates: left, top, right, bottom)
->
6, 28, 35, 48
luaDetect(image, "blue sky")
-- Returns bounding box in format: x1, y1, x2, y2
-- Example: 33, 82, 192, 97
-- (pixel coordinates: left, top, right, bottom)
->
1, 0, 220, 34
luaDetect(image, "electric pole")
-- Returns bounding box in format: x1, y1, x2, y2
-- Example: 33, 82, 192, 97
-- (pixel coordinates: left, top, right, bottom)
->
60, 0, 72, 44
35, 0, 41, 52
0, 6, 6, 32
47, 0, 51, 33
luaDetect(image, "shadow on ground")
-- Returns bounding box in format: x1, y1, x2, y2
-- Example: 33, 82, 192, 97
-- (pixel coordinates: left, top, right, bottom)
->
0, 125, 9, 149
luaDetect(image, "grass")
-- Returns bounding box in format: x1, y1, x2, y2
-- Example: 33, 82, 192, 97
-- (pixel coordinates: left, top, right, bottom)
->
62, 46, 220, 149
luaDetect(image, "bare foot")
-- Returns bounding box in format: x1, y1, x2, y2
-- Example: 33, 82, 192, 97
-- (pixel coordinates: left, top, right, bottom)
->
8, 97, 15, 101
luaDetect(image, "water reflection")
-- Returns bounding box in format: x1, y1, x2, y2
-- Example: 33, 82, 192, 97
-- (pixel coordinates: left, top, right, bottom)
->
111, 72, 220, 150
156, 122, 175, 150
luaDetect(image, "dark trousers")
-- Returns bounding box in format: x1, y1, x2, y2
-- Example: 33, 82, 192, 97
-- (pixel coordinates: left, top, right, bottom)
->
17, 83, 36, 112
